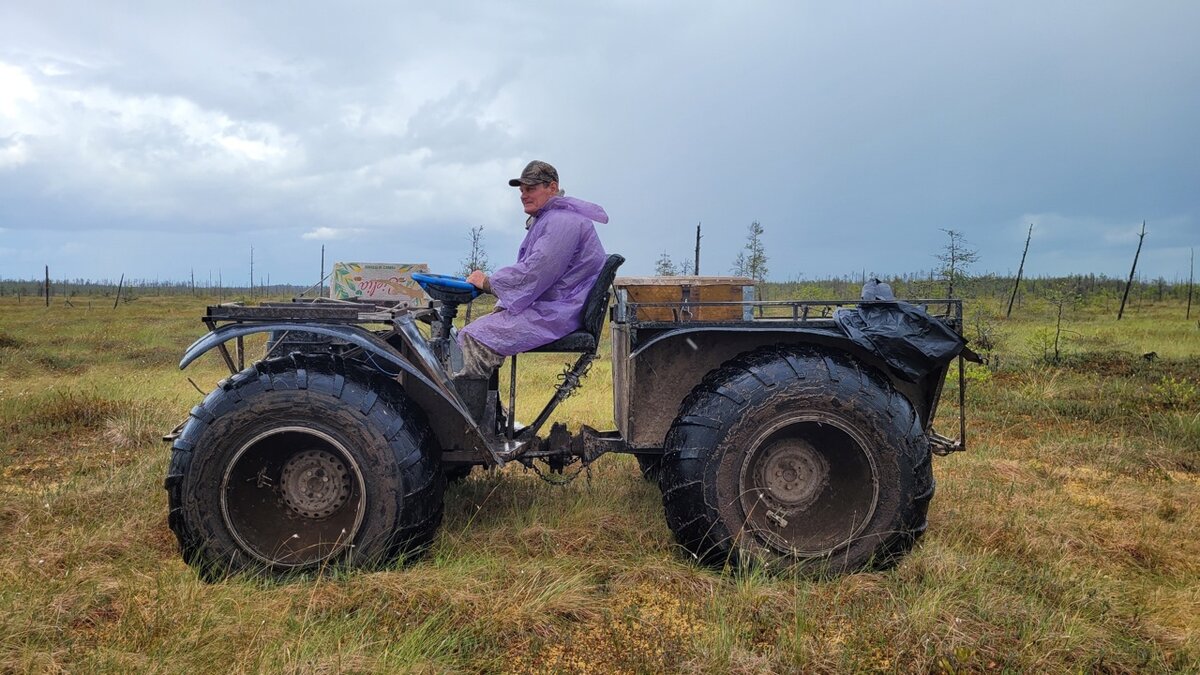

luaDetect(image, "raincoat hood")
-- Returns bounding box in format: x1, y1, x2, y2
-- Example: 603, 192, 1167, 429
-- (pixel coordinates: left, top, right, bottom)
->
538, 195, 609, 224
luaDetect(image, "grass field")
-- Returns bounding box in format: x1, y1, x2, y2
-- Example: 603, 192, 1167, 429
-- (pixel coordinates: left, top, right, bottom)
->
0, 292, 1197, 673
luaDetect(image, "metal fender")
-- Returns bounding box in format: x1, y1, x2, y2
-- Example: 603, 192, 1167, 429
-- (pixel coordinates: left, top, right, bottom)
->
180, 321, 475, 427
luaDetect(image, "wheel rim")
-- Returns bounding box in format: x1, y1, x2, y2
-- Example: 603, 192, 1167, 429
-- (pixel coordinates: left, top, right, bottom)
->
220, 426, 367, 568
737, 415, 879, 557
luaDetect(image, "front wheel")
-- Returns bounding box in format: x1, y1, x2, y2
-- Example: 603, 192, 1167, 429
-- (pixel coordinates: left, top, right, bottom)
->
659, 345, 933, 575
165, 355, 443, 579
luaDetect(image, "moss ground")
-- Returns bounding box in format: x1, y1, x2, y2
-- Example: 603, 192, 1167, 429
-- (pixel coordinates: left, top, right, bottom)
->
0, 294, 1196, 673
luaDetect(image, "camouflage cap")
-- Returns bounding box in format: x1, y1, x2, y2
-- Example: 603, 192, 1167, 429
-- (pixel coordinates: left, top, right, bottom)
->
508, 160, 559, 187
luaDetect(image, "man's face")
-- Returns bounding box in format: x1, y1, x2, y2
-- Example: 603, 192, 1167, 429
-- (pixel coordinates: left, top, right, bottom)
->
519, 182, 557, 216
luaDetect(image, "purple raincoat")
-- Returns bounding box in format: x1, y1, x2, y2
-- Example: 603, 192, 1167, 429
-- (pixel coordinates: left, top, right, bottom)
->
459, 195, 608, 356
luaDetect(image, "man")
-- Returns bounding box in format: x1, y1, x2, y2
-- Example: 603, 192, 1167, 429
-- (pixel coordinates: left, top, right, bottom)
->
456, 160, 608, 379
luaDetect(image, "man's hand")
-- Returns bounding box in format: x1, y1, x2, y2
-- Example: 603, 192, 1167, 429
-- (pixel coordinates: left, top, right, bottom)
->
466, 270, 492, 293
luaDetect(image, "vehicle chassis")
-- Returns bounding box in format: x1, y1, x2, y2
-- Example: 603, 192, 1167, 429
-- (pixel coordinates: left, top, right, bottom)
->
168, 290, 970, 577
178, 295, 967, 468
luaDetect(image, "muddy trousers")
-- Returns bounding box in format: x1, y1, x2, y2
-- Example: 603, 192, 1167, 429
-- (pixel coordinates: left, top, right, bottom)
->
454, 333, 505, 422
456, 333, 506, 379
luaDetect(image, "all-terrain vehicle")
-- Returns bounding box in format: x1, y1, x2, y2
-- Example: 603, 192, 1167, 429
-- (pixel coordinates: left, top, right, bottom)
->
165, 256, 974, 578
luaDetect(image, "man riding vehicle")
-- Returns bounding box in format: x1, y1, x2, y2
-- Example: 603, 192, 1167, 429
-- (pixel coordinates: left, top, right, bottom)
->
455, 161, 608, 396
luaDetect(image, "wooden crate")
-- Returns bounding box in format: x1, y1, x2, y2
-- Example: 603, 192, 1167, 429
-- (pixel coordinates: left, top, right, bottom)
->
615, 276, 755, 322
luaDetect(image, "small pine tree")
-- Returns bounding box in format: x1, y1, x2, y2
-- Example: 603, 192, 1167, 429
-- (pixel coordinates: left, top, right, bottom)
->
936, 228, 979, 299
1041, 282, 1081, 364
732, 221, 769, 315
731, 221, 768, 283
655, 251, 678, 276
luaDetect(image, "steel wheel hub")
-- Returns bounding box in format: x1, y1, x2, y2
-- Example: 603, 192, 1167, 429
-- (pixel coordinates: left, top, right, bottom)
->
755, 440, 826, 508
280, 449, 351, 519
737, 415, 879, 556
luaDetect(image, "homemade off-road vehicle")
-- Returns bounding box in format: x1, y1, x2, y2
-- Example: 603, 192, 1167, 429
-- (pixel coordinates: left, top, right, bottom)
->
166, 257, 974, 578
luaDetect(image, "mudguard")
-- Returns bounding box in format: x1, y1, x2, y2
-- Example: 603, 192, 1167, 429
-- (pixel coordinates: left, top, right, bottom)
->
628, 325, 844, 360
614, 323, 951, 449
180, 319, 502, 464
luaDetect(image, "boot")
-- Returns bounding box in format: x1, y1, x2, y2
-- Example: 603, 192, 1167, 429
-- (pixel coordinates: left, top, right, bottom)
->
451, 376, 490, 425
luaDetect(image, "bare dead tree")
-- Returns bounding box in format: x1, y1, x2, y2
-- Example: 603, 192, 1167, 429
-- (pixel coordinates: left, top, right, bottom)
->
1006, 223, 1033, 318
459, 226, 491, 277
460, 226, 492, 321
1117, 221, 1146, 320
1188, 247, 1194, 320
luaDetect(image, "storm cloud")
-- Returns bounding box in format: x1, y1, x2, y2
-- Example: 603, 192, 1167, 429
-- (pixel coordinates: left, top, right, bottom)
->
1, 2, 1197, 283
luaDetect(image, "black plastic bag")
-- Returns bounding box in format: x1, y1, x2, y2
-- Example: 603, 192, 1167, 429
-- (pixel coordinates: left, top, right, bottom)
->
834, 302, 970, 382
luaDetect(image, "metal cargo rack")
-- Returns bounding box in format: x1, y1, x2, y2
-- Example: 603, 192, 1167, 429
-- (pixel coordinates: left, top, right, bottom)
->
620, 297, 963, 329
197, 298, 431, 374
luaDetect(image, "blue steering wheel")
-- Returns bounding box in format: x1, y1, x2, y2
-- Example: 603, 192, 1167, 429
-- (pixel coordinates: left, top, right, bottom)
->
411, 273, 481, 303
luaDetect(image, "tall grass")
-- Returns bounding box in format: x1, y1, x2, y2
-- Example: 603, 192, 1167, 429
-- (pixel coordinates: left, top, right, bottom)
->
0, 293, 1196, 672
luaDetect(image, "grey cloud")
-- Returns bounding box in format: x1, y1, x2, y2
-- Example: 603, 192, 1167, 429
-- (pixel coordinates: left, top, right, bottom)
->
0, 1, 1196, 282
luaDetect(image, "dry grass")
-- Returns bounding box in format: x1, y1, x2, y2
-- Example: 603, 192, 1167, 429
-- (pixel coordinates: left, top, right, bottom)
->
0, 294, 1197, 673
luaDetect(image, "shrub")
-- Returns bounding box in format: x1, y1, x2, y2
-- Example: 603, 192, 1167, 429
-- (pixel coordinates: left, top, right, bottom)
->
1153, 376, 1198, 409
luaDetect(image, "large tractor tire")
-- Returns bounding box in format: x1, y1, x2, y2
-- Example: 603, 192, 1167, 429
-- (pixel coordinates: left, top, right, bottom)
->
659, 345, 933, 575
165, 355, 443, 580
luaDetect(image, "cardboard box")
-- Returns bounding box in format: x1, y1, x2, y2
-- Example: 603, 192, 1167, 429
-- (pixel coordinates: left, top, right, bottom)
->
615, 276, 755, 322
330, 262, 429, 303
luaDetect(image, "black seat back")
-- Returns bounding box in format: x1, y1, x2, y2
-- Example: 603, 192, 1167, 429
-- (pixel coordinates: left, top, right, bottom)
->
581, 254, 625, 342
528, 253, 625, 354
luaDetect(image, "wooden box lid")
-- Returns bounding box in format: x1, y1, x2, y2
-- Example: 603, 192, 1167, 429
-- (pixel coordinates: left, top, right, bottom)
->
614, 276, 754, 287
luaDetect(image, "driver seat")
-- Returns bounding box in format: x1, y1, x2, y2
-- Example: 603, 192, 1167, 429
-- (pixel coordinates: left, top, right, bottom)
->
529, 254, 625, 353
500, 253, 623, 442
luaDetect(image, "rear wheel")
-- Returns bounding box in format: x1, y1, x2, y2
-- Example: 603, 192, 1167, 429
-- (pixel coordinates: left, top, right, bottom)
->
659, 345, 933, 574
166, 355, 443, 579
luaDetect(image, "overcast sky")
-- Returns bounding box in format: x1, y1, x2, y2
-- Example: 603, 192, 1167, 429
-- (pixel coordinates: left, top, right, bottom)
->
1, 2, 1197, 285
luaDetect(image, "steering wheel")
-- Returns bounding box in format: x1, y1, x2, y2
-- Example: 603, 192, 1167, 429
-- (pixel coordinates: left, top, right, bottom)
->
411, 273, 481, 305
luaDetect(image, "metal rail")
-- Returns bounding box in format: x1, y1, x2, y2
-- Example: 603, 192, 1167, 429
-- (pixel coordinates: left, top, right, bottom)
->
205, 299, 421, 325
625, 298, 963, 325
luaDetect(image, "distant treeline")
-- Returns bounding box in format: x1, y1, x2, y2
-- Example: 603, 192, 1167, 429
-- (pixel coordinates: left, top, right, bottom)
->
0, 272, 1191, 307
764, 271, 1191, 305
0, 277, 317, 301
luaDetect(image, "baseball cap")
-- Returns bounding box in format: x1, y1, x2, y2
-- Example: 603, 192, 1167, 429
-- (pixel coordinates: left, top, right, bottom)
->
508, 160, 559, 187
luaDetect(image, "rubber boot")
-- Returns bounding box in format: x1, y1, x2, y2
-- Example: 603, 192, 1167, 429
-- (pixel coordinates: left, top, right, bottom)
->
451, 376, 489, 425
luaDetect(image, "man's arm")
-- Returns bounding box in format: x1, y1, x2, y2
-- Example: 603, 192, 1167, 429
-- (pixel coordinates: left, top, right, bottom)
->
486, 219, 583, 314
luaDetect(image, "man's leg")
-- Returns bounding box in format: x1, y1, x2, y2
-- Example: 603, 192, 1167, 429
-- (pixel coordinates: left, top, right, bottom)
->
456, 333, 506, 379
454, 333, 506, 423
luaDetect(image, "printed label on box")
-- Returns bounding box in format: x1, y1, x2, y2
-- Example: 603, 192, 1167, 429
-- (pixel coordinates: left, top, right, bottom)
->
330, 262, 429, 303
